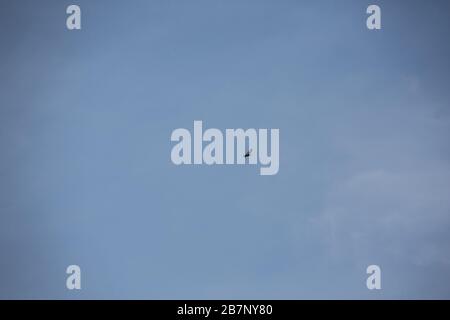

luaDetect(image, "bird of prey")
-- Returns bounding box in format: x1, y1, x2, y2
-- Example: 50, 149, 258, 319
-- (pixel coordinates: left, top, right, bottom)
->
244, 149, 252, 158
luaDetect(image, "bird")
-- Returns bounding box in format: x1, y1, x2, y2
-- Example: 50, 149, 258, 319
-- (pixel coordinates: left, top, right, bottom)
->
244, 149, 252, 158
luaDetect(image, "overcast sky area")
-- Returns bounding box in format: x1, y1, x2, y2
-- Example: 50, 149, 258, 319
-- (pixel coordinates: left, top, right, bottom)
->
1, 0, 450, 299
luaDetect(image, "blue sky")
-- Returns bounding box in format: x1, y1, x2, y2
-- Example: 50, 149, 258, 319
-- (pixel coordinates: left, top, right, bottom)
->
1, 0, 450, 299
